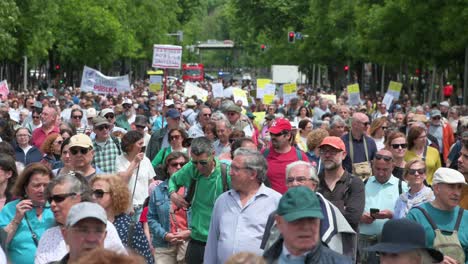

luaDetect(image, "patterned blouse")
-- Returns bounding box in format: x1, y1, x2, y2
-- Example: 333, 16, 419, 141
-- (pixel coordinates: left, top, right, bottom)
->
114, 214, 154, 264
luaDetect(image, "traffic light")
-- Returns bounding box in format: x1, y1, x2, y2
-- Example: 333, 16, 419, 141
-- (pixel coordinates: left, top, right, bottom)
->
261, 44, 266, 52
344, 65, 349, 72
288, 31, 295, 43
55, 64, 60, 70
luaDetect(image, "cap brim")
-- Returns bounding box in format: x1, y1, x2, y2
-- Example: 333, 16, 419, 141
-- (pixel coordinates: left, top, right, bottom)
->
319, 143, 343, 151
269, 127, 282, 134
69, 143, 92, 149
365, 243, 443, 262
282, 210, 323, 222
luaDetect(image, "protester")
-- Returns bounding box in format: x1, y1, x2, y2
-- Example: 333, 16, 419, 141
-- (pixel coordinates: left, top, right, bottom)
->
40, 133, 63, 170
0, 155, 18, 211
384, 131, 407, 180
14, 127, 42, 166
151, 128, 188, 169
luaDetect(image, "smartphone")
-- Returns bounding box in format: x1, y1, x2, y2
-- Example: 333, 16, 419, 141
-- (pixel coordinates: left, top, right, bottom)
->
370, 208, 380, 215
140, 146, 146, 154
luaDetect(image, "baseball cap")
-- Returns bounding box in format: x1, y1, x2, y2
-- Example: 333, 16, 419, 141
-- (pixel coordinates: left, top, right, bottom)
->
86, 108, 97, 118
440, 101, 450, 107
134, 115, 148, 127
92, 116, 110, 127
365, 219, 443, 262
265, 114, 276, 121
165, 99, 174, 107
123, 98, 132, 105
277, 186, 323, 222
224, 104, 242, 113
430, 109, 442, 118
100, 108, 114, 117
138, 104, 149, 111
185, 98, 196, 107
269, 118, 292, 134
318, 136, 346, 151
432, 168, 467, 185
69, 134, 93, 149
66, 202, 107, 227
165, 108, 180, 119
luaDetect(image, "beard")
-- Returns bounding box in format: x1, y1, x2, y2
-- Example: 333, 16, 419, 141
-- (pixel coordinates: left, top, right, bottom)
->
323, 160, 340, 171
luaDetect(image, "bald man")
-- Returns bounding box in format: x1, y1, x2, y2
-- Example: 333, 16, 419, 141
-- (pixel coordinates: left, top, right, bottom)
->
358, 149, 408, 263
341, 112, 377, 179
31, 106, 60, 148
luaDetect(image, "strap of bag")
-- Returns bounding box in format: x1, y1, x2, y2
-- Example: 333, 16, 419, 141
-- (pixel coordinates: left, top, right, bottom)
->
220, 163, 229, 192
131, 164, 141, 206
422, 145, 427, 162
24, 214, 39, 246
415, 207, 438, 230
454, 207, 464, 231
398, 179, 402, 195
349, 134, 369, 164
186, 178, 197, 205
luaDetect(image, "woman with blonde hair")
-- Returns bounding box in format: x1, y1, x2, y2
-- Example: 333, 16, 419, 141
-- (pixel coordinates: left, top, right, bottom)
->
385, 131, 408, 180
369, 117, 388, 151
306, 128, 329, 172
393, 159, 434, 219
91, 175, 153, 263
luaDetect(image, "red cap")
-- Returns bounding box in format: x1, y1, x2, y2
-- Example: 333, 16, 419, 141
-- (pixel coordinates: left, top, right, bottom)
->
319, 136, 346, 151
269, 118, 292, 134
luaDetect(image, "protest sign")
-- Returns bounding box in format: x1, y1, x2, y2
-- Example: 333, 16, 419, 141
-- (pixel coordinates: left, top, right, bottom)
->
257, 79, 272, 89
212, 83, 224, 98
152, 45, 182, 69
149, 75, 162, 92
252, 112, 266, 127
387, 81, 402, 99
347, 84, 361, 105
184, 82, 208, 101
80, 66, 131, 95
283, 83, 297, 105
382, 93, 394, 110
320, 94, 337, 104
263, 94, 274, 104
0, 80, 9, 99
233, 88, 248, 106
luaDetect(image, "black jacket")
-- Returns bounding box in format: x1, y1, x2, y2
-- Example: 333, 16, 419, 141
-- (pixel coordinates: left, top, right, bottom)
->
263, 238, 352, 264
146, 126, 168, 162
14, 144, 42, 165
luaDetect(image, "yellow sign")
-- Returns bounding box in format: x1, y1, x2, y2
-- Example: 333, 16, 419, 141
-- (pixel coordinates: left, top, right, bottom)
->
257, 79, 272, 89
252, 112, 266, 128
388, 81, 402, 92
233, 88, 248, 106
149, 83, 162, 92
347, 84, 360, 93
263, 94, 274, 104
283, 83, 297, 94
320, 94, 337, 104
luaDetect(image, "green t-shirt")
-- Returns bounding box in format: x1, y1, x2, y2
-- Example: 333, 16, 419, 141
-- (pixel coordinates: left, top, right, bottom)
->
407, 203, 468, 263
168, 158, 231, 242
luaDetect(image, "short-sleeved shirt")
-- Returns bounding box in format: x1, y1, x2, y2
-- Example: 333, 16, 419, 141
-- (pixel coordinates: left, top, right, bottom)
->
93, 137, 120, 173
116, 155, 155, 205
114, 214, 154, 264
341, 133, 377, 174
31, 126, 60, 149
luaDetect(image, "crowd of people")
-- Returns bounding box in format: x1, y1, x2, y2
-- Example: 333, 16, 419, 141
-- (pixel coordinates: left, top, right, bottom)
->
0, 78, 466, 264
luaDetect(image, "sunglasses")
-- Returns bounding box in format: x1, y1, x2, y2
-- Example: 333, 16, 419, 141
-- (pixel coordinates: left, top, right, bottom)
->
191, 159, 210, 166
104, 114, 115, 119
432, 116, 441, 120
92, 189, 110, 199
381, 126, 388, 130
375, 154, 392, 162
226, 112, 237, 116
391, 143, 407, 149
72, 115, 82, 119
361, 122, 370, 126
48, 192, 76, 204
270, 131, 288, 137
408, 168, 426, 175
123, 104, 132, 109
169, 162, 186, 168
32, 116, 40, 119
170, 135, 181, 141
136, 125, 146, 129
203, 113, 212, 117
96, 125, 110, 131
55, 140, 63, 145
70, 147, 91, 155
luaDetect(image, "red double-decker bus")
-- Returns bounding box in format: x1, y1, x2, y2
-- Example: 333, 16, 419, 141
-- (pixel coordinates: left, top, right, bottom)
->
182, 63, 204, 82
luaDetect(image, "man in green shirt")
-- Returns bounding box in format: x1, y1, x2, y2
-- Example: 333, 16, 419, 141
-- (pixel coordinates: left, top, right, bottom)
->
169, 137, 231, 264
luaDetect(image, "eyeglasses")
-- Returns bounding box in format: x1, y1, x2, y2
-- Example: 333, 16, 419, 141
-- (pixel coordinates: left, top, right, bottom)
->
319, 149, 342, 155
375, 154, 393, 162
72, 115, 83, 119
169, 162, 186, 168
203, 113, 212, 117
170, 135, 181, 141
191, 159, 210, 166
361, 121, 370, 126
104, 114, 115, 119
432, 116, 441, 120
92, 189, 110, 199
70, 147, 91, 155
230, 165, 251, 172
270, 131, 288, 137
135, 125, 146, 129
408, 168, 426, 175
48, 192, 76, 204
71, 226, 106, 236
17, 134, 29, 138
96, 125, 110, 131
226, 112, 237, 116
32, 116, 40, 119
391, 143, 407, 149
286, 176, 315, 184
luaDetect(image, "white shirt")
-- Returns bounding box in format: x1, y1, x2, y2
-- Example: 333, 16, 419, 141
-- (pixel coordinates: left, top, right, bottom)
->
116, 155, 155, 205
34, 221, 127, 264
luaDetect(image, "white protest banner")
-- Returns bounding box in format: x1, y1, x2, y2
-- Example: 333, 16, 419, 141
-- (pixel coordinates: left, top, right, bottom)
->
152, 45, 182, 69
212, 83, 224, 98
387, 81, 403, 99
149, 75, 162, 92
320, 94, 337, 104
80, 66, 130, 95
347, 83, 361, 105
282, 83, 297, 105
256, 79, 272, 99
233, 88, 248, 106
261, 84, 276, 104
0, 80, 9, 99
382, 93, 394, 110
184, 82, 208, 101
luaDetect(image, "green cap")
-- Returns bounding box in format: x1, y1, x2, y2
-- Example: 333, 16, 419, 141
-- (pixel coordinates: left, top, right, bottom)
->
277, 186, 323, 222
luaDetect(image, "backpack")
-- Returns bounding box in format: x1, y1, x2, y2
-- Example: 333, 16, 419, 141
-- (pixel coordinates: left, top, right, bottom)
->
415, 206, 465, 264
263, 147, 304, 161
185, 163, 229, 205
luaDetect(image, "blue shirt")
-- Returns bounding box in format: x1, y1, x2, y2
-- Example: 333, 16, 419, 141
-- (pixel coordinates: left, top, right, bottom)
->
407, 203, 468, 264
341, 133, 377, 174
0, 200, 55, 264
360, 176, 408, 235
204, 184, 281, 264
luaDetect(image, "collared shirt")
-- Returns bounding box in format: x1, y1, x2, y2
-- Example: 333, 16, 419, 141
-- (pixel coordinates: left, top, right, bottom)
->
116, 154, 155, 205
31, 125, 60, 149
317, 171, 365, 232
360, 175, 408, 235
93, 137, 120, 173
188, 122, 204, 138
204, 184, 281, 264
214, 140, 231, 157
280, 243, 308, 263
34, 221, 127, 264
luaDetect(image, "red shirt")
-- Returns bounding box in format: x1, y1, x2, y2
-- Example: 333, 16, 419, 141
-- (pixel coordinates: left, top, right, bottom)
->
139, 207, 148, 223
32, 126, 60, 149
170, 187, 188, 233
265, 147, 308, 194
